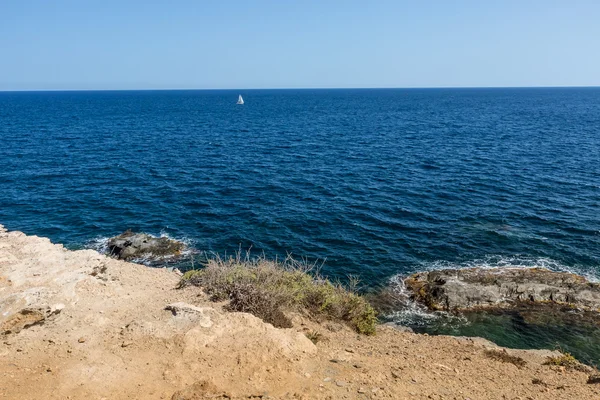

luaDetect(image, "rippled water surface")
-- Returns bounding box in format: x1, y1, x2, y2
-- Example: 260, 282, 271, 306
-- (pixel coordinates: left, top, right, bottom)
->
1, 88, 599, 360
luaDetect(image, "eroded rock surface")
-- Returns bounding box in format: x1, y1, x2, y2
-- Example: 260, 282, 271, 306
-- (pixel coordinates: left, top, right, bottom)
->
1, 305, 63, 334
404, 267, 600, 311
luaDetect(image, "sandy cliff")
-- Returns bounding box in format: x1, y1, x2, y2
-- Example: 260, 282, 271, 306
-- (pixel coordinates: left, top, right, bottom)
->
1, 225, 598, 399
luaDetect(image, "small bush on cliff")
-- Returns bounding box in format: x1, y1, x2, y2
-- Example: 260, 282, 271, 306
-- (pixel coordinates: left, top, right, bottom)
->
544, 352, 589, 372
179, 255, 377, 335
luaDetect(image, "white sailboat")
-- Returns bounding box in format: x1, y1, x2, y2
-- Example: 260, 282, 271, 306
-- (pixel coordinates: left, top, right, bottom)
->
236, 94, 244, 105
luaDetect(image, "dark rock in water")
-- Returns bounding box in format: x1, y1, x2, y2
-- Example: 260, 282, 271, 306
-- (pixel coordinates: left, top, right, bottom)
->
404, 268, 600, 312
107, 230, 185, 262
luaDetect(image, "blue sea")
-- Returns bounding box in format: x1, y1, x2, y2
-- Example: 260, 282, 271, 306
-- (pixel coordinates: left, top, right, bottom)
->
1, 88, 599, 363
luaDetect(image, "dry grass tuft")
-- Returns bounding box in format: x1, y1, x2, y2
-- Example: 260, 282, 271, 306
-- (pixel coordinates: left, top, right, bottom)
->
179, 254, 377, 335
305, 330, 323, 344
484, 349, 527, 368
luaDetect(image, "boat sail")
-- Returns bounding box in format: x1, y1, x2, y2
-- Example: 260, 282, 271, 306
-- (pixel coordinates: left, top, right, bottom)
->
236, 94, 244, 105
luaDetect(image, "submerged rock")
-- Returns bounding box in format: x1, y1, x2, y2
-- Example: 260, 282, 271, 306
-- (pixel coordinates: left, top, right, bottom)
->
107, 230, 185, 262
404, 268, 600, 312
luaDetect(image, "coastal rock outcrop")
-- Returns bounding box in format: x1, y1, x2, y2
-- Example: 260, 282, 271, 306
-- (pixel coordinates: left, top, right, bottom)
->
107, 230, 185, 261
404, 267, 600, 312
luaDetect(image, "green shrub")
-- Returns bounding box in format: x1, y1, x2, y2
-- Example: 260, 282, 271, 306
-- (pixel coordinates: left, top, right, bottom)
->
544, 352, 589, 372
179, 255, 377, 334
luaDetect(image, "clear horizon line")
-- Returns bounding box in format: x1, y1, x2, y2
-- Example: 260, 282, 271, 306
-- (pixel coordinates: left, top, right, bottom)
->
1, 85, 599, 93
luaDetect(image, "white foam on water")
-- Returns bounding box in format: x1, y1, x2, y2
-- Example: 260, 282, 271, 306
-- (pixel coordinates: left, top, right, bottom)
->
412, 255, 599, 283
157, 230, 197, 258
87, 236, 111, 254
382, 274, 464, 327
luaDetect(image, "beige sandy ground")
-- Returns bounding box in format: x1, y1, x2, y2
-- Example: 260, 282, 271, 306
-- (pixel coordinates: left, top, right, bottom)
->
1, 225, 599, 400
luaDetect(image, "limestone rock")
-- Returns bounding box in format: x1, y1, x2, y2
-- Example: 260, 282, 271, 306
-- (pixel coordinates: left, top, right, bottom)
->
404, 268, 600, 311
107, 230, 185, 261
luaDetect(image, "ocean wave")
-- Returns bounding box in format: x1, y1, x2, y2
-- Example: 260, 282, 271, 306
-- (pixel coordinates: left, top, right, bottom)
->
381, 274, 468, 328
87, 236, 111, 255
405, 255, 599, 283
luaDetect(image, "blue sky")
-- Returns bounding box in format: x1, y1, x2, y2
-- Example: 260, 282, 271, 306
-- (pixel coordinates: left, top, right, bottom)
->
1, 0, 599, 90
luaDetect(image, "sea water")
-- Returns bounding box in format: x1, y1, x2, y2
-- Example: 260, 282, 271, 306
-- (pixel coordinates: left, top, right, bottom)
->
1, 88, 599, 363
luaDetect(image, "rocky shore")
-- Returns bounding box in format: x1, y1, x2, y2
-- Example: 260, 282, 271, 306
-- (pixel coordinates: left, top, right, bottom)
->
404, 267, 600, 312
1, 224, 599, 399
107, 229, 187, 262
